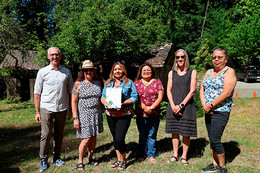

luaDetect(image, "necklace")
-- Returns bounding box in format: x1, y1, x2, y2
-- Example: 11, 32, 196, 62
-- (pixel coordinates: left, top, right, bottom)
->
141, 78, 153, 86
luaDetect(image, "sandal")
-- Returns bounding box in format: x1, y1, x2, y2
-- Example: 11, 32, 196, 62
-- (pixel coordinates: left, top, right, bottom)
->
88, 159, 99, 166
167, 156, 178, 163
117, 161, 126, 171
110, 160, 120, 168
180, 158, 189, 165
75, 163, 84, 171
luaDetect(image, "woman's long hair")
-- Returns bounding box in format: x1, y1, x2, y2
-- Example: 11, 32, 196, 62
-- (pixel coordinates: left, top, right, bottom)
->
135, 62, 156, 81
172, 49, 190, 72
105, 62, 130, 87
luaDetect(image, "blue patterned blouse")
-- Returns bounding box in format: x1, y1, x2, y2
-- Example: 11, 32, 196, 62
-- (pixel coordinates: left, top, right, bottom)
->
203, 68, 234, 112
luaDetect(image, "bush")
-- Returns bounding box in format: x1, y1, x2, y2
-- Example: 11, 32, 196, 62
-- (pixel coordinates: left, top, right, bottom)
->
5, 97, 22, 104
194, 88, 204, 118
160, 101, 168, 119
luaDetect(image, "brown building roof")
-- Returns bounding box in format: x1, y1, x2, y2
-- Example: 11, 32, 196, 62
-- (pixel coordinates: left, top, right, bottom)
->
0, 50, 42, 70
146, 43, 173, 68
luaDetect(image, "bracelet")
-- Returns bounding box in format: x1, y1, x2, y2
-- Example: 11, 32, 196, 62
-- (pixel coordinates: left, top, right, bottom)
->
73, 117, 78, 120
142, 105, 147, 110
210, 103, 214, 108
178, 105, 182, 109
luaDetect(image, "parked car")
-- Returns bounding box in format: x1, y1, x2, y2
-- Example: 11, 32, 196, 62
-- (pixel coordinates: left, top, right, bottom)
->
236, 65, 260, 83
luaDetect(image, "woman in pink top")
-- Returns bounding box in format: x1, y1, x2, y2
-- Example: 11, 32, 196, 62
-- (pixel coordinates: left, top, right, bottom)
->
134, 63, 164, 164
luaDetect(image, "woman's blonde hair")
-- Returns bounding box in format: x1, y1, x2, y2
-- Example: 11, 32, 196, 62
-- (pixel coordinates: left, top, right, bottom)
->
105, 62, 130, 87
172, 49, 190, 72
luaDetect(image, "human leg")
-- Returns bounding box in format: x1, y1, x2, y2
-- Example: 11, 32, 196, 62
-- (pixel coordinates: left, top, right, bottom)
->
113, 115, 131, 157
209, 112, 229, 167
181, 136, 190, 159
88, 136, 99, 166
147, 116, 160, 164
136, 116, 148, 159
172, 133, 180, 158
53, 110, 66, 160
39, 108, 54, 160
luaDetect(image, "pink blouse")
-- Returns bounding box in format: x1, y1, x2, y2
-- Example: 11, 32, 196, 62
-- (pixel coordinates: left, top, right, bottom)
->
134, 79, 164, 117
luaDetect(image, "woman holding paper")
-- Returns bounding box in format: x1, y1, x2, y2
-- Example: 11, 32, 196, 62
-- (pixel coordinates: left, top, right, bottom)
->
71, 60, 103, 170
134, 63, 164, 164
101, 62, 138, 170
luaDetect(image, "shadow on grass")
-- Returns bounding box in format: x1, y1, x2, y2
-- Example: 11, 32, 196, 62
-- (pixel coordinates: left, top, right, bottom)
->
0, 125, 40, 172
0, 121, 76, 172
156, 137, 209, 159
223, 141, 240, 163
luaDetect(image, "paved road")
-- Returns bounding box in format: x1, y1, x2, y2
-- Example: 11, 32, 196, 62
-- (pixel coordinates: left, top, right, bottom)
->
233, 80, 260, 98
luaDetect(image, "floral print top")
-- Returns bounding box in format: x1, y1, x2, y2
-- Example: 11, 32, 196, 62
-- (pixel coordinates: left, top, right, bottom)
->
134, 79, 164, 117
203, 68, 234, 112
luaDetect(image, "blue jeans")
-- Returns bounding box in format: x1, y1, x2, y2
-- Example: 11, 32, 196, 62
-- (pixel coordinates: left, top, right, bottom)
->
136, 116, 160, 158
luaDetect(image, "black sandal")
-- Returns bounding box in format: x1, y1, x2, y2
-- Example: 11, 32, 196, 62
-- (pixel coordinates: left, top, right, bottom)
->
167, 156, 178, 163
117, 161, 126, 171
180, 158, 189, 165
110, 160, 120, 168
88, 159, 99, 166
75, 163, 84, 171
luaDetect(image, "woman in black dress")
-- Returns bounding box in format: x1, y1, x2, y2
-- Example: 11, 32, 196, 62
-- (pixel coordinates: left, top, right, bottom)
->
165, 49, 197, 165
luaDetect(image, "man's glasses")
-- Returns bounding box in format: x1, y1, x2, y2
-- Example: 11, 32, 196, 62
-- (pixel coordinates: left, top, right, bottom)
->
176, 56, 185, 59
49, 54, 60, 57
82, 68, 94, 72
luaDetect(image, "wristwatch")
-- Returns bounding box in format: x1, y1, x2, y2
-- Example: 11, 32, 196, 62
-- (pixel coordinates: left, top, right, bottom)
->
180, 103, 185, 108
150, 106, 154, 111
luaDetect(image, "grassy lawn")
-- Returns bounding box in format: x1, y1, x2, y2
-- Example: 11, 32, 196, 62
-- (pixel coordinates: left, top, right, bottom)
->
0, 98, 259, 173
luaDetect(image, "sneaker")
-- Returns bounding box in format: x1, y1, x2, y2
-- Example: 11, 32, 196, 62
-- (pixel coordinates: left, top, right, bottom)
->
54, 158, 65, 166
39, 159, 48, 172
217, 166, 228, 173
201, 163, 218, 172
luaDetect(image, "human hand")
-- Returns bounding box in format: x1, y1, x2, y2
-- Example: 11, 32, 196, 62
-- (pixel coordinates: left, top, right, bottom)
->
73, 119, 80, 130
35, 113, 41, 123
144, 106, 153, 115
171, 105, 181, 115
203, 104, 212, 114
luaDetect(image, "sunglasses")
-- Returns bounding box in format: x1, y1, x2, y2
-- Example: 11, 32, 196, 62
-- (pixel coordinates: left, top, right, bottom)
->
82, 68, 94, 72
212, 56, 224, 60
176, 56, 185, 59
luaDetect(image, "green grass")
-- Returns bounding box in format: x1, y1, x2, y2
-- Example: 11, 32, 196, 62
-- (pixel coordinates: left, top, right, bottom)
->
0, 98, 259, 172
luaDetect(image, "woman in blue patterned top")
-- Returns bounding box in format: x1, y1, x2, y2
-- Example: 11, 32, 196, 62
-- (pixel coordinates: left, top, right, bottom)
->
200, 48, 237, 173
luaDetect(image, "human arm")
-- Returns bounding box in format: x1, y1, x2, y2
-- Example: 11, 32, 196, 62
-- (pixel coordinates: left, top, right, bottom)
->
200, 70, 210, 113
122, 81, 138, 106
71, 81, 80, 130
34, 94, 41, 123
67, 71, 74, 120
166, 71, 182, 115
144, 90, 164, 114
203, 68, 237, 112
178, 70, 197, 111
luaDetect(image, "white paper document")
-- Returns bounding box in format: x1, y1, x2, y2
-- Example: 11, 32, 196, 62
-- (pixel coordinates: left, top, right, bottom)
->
105, 88, 122, 108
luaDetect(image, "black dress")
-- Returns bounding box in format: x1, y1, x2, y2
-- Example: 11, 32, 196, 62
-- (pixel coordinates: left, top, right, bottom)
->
165, 68, 197, 137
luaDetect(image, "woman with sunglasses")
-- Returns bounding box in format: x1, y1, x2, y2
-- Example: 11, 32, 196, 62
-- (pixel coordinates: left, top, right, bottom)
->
101, 62, 138, 170
165, 49, 197, 165
200, 48, 236, 173
71, 60, 103, 170
134, 63, 164, 164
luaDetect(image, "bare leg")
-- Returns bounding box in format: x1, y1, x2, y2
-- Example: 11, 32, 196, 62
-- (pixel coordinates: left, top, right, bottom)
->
181, 136, 190, 159
87, 136, 97, 162
116, 150, 126, 161
211, 149, 218, 166
216, 152, 225, 167
172, 134, 179, 158
78, 138, 91, 164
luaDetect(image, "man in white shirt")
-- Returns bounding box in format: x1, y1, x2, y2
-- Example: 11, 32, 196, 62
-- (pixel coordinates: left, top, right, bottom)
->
34, 47, 73, 172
